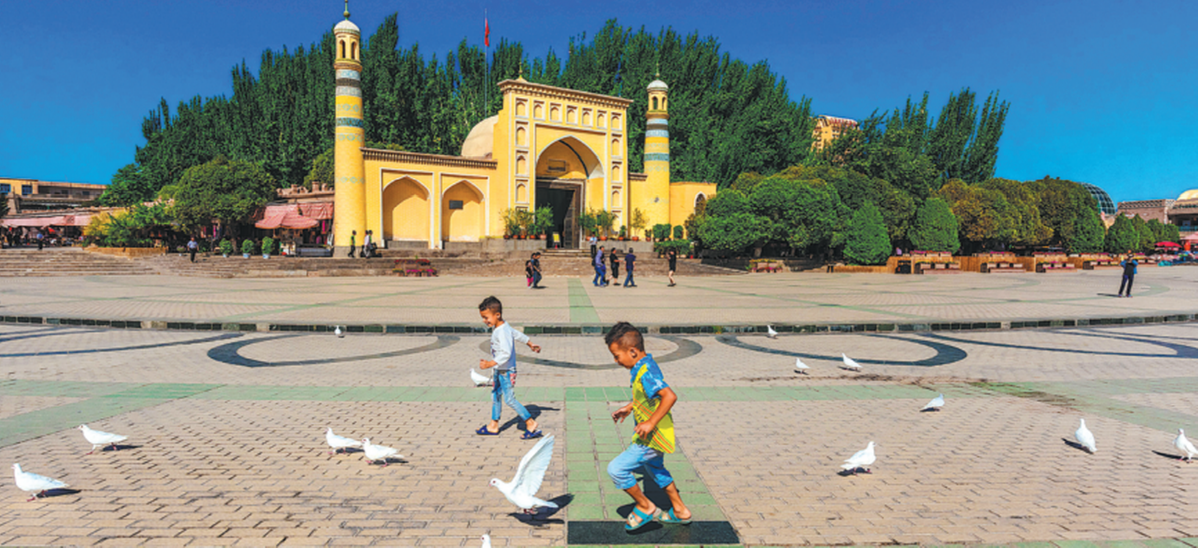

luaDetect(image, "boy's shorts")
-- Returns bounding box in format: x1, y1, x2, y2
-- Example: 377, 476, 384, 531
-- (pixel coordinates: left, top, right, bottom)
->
607, 443, 673, 490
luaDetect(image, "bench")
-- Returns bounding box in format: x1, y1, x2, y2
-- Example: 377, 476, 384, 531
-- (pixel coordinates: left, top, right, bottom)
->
752, 262, 783, 273
1036, 262, 1076, 273
1082, 260, 1120, 270
915, 262, 961, 275
980, 261, 1026, 273
295, 246, 334, 258
393, 259, 437, 277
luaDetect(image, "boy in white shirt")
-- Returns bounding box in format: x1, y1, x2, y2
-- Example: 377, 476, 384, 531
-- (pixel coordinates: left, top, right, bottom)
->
476, 296, 543, 439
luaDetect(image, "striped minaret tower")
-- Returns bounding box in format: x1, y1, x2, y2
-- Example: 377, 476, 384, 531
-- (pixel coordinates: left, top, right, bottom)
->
332, 0, 366, 255
644, 70, 671, 229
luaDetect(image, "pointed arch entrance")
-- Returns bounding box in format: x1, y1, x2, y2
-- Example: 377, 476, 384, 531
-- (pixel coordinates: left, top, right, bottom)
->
441, 180, 485, 243
382, 177, 430, 246
535, 137, 603, 248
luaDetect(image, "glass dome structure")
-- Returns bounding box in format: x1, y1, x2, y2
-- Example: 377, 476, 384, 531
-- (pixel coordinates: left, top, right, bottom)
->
1078, 182, 1116, 216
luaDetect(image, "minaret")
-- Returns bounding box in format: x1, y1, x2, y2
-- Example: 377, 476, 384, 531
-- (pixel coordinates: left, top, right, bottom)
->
332, 0, 366, 255
644, 70, 671, 231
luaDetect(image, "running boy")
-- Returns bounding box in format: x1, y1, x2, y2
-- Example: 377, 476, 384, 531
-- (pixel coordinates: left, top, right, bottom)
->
605, 321, 691, 530
477, 296, 544, 439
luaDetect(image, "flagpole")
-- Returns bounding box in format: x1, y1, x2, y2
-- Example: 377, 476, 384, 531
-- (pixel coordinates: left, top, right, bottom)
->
485, 9, 489, 117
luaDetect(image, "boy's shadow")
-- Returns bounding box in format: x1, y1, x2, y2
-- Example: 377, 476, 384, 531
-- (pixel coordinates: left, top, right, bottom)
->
497, 404, 560, 433
615, 472, 675, 535
512, 494, 573, 526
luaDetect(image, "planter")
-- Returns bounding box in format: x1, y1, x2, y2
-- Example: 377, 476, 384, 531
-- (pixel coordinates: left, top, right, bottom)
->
632, 237, 640, 241
262, 254, 270, 259
243, 253, 251, 259
223, 254, 229, 258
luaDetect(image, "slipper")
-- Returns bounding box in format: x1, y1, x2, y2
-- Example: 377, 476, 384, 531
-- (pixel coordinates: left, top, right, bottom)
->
658, 508, 692, 525
521, 429, 543, 440
625, 506, 660, 531
476, 426, 499, 436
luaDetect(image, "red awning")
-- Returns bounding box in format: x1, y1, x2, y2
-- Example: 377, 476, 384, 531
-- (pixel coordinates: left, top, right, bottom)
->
1183, 233, 1198, 242
255, 205, 318, 230
298, 202, 334, 220
1156, 241, 1180, 248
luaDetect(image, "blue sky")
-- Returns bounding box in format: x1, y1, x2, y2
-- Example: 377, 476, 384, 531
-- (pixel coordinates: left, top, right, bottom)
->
1, 0, 1194, 202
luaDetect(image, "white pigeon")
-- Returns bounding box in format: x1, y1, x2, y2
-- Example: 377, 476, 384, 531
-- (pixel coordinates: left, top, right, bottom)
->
921, 393, 945, 412
841, 353, 862, 371
1075, 419, 1097, 453
471, 369, 492, 387
12, 464, 68, 502
841, 441, 876, 473
490, 434, 558, 515
361, 438, 402, 466
794, 357, 809, 374
480, 534, 492, 548
766, 325, 778, 339
335, 326, 344, 338
325, 428, 362, 455
78, 424, 128, 454
1174, 428, 1197, 462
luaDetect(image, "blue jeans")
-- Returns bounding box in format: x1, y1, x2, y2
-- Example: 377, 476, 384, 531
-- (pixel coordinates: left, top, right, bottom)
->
593, 265, 603, 286
608, 443, 673, 490
624, 270, 635, 286
491, 370, 531, 422
532, 271, 542, 287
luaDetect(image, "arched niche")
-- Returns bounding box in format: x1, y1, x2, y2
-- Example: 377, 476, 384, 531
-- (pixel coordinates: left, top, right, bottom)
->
382, 177, 430, 243
442, 181, 485, 242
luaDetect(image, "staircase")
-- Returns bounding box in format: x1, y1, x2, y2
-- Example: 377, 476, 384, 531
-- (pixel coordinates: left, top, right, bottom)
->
0, 248, 158, 277
142, 254, 400, 278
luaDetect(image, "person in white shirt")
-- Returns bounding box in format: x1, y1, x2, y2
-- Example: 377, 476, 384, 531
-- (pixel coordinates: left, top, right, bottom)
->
476, 296, 544, 439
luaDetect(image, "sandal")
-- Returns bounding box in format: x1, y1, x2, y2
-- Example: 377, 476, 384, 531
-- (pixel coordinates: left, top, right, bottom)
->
521, 429, 543, 440
476, 426, 499, 436
624, 505, 660, 531
658, 508, 692, 525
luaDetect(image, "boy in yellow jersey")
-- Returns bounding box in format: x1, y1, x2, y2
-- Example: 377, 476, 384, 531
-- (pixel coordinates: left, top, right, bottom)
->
604, 322, 692, 531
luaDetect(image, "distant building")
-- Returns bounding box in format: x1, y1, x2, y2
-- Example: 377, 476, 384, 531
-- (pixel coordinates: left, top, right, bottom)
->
811, 115, 858, 151
1116, 189, 1198, 235
1, 177, 107, 214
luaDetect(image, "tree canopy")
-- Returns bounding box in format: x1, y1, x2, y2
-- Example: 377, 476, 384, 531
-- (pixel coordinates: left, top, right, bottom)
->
170, 157, 278, 230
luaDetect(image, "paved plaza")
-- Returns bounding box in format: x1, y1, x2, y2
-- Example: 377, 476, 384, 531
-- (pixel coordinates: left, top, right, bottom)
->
3, 269, 1198, 547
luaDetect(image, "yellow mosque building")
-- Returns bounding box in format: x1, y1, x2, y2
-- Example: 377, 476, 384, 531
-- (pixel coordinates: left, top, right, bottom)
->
330, 8, 715, 251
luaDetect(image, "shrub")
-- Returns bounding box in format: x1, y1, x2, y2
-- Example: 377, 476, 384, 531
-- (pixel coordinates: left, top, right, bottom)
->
653, 239, 691, 257
219, 239, 234, 256
909, 197, 961, 253
673, 225, 684, 239
844, 203, 892, 265
262, 237, 275, 255
652, 223, 672, 241
241, 239, 256, 255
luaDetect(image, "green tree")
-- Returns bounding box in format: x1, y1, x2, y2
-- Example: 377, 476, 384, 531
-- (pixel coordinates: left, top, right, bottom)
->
99, 164, 155, 206
1128, 214, 1155, 253
938, 179, 1015, 253
843, 203, 891, 265
909, 197, 960, 253
1104, 215, 1140, 254
696, 212, 767, 254
171, 157, 278, 232
1069, 206, 1106, 253
303, 147, 334, 188
978, 178, 1052, 247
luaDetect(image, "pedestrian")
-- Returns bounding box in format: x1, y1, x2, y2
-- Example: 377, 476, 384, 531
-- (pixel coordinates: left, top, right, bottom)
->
624, 248, 637, 287
589, 235, 598, 260
531, 251, 543, 289
348, 230, 357, 258
667, 248, 678, 287
1119, 252, 1138, 298
610, 247, 620, 285
36, 231, 44, 251
593, 245, 606, 286
362, 230, 372, 259
187, 237, 198, 263
525, 255, 534, 289
475, 296, 543, 439
604, 322, 692, 530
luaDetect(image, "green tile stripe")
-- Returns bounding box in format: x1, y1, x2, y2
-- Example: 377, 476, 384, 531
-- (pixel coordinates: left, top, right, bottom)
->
973, 381, 1198, 435
568, 277, 602, 324
565, 400, 728, 523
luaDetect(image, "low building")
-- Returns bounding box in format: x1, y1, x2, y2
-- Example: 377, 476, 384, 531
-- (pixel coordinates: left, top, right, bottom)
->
1, 178, 107, 214
1116, 189, 1198, 235
811, 115, 858, 151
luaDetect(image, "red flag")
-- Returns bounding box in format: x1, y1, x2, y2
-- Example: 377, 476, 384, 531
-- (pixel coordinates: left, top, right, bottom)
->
485, 17, 490, 47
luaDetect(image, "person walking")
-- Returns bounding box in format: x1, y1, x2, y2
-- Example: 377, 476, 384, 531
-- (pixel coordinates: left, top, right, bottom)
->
1118, 253, 1138, 298
593, 245, 606, 286
667, 248, 678, 287
610, 248, 620, 286
187, 237, 198, 263
36, 231, 44, 251
589, 235, 598, 260
624, 248, 637, 287
348, 230, 357, 258
362, 230, 373, 259
531, 252, 543, 288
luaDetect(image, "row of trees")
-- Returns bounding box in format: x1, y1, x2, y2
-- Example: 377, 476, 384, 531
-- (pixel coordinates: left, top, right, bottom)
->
101, 16, 816, 207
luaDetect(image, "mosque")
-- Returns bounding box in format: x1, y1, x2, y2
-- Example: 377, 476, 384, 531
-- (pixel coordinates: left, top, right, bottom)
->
329, 6, 715, 252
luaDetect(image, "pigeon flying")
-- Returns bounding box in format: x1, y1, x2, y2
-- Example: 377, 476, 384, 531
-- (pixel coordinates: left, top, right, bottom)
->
78, 424, 128, 455
326, 428, 362, 455
12, 464, 68, 502
794, 357, 809, 374
841, 353, 862, 371
921, 394, 945, 412
362, 438, 402, 466
841, 441, 876, 474
1175, 428, 1197, 462
491, 434, 558, 515
766, 325, 778, 339
471, 369, 492, 387
1075, 419, 1097, 453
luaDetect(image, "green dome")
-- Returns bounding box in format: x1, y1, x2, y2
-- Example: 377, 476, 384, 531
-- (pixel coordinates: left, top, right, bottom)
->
1078, 182, 1116, 216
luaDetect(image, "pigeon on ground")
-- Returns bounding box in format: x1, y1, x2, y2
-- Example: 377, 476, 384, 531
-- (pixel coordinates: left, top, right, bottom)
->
12, 464, 68, 502
480, 534, 491, 548
1075, 419, 1097, 453
841, 441, 876, 474
326, 428, 362, 455
766, 325, 778, 339
78, 424, 128, 454
921, 393, 945, 412
335, 326, 344, 338
794, 358, 809, 374
491, 434, 558, 515
471, 369, 492, 387
841, 354, 862, 371
1174, 428, 1197, 462
362, 438, 402, 466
